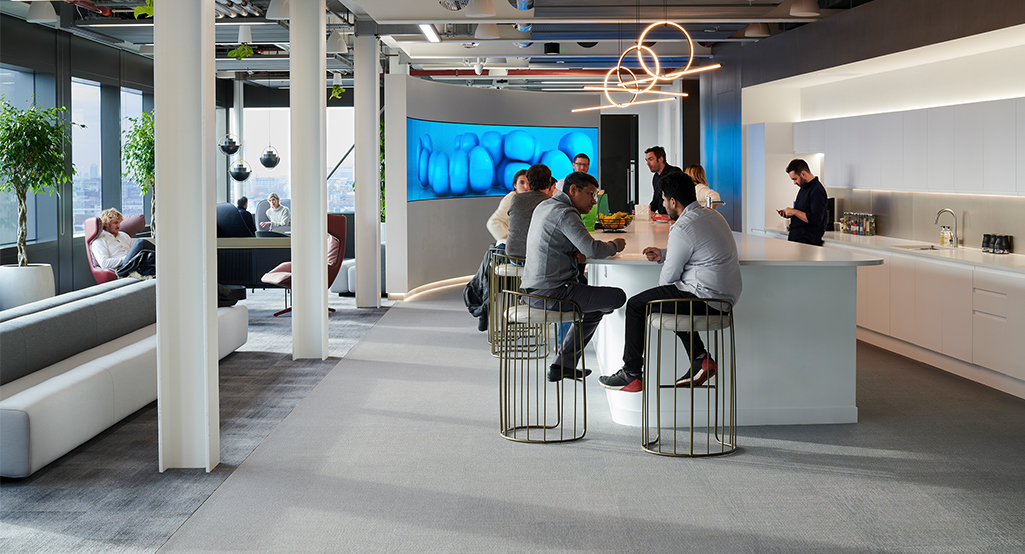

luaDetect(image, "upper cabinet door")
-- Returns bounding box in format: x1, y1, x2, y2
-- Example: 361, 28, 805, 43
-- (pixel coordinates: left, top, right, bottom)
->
1017, 97, 1025, 195
823, 118, 844, 187
982, 99, 1016, 194
903, 109, 928, 191
927, 106, 955, 191
953, 102, 986, 192
878, 112, 903, 190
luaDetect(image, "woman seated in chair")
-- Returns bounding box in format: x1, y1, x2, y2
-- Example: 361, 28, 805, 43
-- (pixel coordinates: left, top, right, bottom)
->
259, 193, 291, 233
90, 208, 156, 276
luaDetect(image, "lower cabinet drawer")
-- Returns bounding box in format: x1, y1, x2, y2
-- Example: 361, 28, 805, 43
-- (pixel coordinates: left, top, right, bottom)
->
972, 311, 1008, 375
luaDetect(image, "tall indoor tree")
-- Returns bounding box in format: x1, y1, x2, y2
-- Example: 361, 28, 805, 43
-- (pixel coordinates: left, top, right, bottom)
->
122, 111, 156, 237
0, 97, 80, 266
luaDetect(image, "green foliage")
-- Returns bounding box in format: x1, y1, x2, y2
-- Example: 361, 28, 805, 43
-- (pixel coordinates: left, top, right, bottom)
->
0, 98, 79, 199
134, 0, 154, 19
329, 85, 346, 100
227, 43, 254, 61
0, 96, 81, 265
122, 111, 155, 196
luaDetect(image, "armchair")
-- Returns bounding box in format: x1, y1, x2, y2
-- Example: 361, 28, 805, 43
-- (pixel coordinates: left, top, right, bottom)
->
261, 214, 346, 317
84, 214, 146, 285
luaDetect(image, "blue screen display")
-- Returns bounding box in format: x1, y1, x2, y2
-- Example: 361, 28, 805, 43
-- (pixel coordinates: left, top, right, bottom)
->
406, 118, 598, 201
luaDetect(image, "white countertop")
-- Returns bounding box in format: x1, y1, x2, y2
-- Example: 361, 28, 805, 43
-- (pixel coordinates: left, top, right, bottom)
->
755, 228, 1025, 275
588, 221, 881, 267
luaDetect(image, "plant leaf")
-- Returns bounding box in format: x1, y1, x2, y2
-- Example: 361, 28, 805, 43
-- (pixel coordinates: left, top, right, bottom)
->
134, 0, 154, 19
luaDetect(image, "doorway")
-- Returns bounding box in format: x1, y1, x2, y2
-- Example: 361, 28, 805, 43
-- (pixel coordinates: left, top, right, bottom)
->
599, 114, 639, 214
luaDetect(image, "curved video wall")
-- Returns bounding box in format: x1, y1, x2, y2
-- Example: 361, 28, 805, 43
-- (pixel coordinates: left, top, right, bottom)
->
407, 119, 598, 201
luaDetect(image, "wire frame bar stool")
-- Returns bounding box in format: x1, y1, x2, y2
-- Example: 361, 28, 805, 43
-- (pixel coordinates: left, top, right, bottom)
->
498, 290, 586, 443
488, 249, 526, 357
641, 298, 736, 457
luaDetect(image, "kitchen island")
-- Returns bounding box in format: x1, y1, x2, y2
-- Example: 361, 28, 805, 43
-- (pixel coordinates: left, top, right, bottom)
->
587, 222, 882, 427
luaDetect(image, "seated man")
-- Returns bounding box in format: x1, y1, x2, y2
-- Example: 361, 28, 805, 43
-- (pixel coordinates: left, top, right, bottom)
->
91, 207, 156, 276
521, 172, 627, 382
260, 193, 291, 233
237, 196, 257, 235
599, 172, 742, 392
505, 164, 557, 259
486, 169, 530, 245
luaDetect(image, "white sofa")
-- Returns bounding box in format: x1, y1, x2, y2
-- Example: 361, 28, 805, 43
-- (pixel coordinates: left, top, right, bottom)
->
0, 279, 248, 478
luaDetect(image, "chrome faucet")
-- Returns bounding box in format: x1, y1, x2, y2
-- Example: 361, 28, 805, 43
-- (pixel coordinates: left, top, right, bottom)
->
935, 208, 958, 247
705, 196, 726, 210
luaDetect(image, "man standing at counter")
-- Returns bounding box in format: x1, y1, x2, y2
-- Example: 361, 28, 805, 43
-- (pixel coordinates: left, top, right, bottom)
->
521, 172, 627, 382
645, 146, 681, 215
600, 172, 742, 392
778, 158, 828, 246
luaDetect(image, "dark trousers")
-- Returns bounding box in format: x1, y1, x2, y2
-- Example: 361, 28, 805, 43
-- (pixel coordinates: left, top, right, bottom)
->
529, 282, 627, 371
621, 285, 722, 375
119, 239, 155, 268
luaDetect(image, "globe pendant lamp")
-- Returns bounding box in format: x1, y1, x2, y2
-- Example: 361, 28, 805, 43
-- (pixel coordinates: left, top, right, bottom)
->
218, 133, 241, 155
229, 160, 252, 182
260, 146, 281, 169
467, 0, 495, 18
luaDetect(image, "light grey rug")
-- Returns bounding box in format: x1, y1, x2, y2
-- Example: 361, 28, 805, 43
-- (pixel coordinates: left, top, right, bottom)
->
157, 285, 1025, 554
0, 289, 389, 554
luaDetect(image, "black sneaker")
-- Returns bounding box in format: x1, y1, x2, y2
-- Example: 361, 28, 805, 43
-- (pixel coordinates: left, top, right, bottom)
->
547, 366, 592, 382
675, 355, 718, 387
599, 369, 643, 392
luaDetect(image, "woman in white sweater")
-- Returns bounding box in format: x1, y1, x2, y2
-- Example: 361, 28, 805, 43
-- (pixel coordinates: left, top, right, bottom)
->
260, 193, 291, 232
684, 164, 722, 209
486, 170, 530, 244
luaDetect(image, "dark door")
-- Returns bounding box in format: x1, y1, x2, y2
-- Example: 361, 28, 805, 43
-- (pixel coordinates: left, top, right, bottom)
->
600, 114, 638, 214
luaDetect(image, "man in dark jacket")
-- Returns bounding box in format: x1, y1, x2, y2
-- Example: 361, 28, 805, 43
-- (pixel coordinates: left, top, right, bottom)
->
237, 196, 257, 236
778, 159, 828, 246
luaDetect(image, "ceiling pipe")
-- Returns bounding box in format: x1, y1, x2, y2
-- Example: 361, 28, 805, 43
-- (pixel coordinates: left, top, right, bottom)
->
64, 0, 112, 17
214, 4, 236, 18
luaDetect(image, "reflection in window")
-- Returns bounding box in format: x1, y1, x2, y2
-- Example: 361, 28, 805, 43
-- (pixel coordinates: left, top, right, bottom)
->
71, 78, 102, 235
233, 106, 356, 216
120, 88, 146, 218
0, 66, 38, 246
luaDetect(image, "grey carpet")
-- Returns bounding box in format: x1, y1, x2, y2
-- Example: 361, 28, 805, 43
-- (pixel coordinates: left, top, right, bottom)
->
0, 289, 388, 554
155, 285, 1025, 554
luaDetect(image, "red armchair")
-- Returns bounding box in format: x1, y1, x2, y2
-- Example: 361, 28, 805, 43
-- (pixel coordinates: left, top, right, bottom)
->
84, 214, 146, 284
261, 214, 347, 317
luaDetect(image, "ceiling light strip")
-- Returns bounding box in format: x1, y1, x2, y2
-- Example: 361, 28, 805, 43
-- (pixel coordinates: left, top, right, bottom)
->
571, 97, 674, 113
583, 87, 688, 97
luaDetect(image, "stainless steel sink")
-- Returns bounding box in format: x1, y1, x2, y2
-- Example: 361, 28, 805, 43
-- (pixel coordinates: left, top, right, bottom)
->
893, 244, 941, 251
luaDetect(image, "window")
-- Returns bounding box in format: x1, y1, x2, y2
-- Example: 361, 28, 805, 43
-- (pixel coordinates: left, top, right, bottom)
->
120, 88, 145, 217
234, 106, 356, 216
0, 65, 38, 246
71, 78, 102, 235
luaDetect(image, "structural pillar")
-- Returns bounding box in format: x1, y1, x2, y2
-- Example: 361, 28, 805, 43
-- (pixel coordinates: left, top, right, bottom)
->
231, 77, 245, 202
290, 0, 329, 358
154, 0, 219, 472
354, 32, 381, 308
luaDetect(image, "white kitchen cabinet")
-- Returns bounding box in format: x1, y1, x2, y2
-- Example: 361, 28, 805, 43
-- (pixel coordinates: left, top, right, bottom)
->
975, 269, 1025, 381
823, 118, 844, 187
1005, 272, 1025, 381
940, 262, 974, 363
878, 112, 903, 190
927, 106, 955, 191
793, 120, 824, 154
1017, 97, 1025, 195
902, 109, 928, 191
841, 116, 863, 189
827, 243, 891, 334
889, 253, 916, 343
983, 99, 1016, 194
953, 102, 986, 192
914, 258, 944, 352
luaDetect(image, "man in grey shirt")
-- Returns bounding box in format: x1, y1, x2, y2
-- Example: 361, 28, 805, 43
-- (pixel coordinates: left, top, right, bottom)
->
505, 164, 557, 259
600, 172, 742, 392
521, 172, 627, 382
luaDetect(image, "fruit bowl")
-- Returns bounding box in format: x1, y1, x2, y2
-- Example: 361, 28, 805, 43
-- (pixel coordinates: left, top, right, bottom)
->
597, 212, 633, 231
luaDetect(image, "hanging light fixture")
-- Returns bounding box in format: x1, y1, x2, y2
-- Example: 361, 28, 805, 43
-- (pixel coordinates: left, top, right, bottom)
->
790, 0, 821, 17
327, 30, 348, 54
238, 25, 252, 45
218, 134, 241, 156
259, 147, 281, 169
265, 0, 289, 20
466, 0, 495, 18
26, 1, 59, 24
229, 160, 253, 182
332, 73, 343, 88
474, 23, 500, 40
744, 23, 770, 37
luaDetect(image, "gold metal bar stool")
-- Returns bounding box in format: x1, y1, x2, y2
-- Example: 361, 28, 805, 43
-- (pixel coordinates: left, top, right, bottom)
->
498, 290, 586, 443
488, 249, 525, 357
641, 298, 736, 456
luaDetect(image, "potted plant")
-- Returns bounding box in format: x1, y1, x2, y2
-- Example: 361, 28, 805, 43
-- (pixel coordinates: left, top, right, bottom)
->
122, 111, 156, 238
0, 97, 80, 309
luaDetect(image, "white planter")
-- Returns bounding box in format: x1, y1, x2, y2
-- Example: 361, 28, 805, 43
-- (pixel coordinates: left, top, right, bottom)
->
0, 264, 56, 311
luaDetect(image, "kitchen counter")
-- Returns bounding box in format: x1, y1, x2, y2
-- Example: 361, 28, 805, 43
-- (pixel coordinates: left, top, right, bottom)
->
587, 221, 882, 427
755, 229, 1025, 275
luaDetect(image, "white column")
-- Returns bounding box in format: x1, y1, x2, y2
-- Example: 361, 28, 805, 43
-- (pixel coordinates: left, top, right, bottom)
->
290, 0, 328, 359
232, 78, 245, 202
354, 33, 381, 308
154, 0, 219, 472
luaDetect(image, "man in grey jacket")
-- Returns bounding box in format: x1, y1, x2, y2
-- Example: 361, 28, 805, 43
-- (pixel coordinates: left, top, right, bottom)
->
521, 172, 627, 382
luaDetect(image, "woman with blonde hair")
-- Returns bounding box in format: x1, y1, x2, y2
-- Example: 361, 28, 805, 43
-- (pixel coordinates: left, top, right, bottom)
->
684, 164, 721, 209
